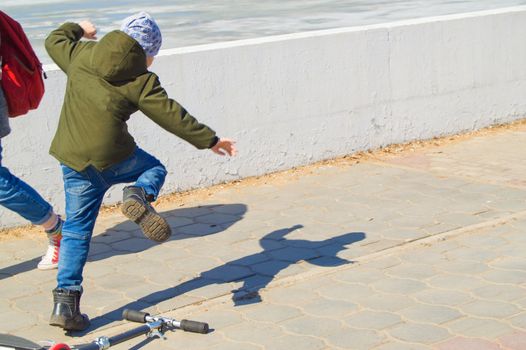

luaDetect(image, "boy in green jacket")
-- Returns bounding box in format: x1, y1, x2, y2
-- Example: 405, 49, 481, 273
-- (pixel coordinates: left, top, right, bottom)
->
45, 12, 236, 331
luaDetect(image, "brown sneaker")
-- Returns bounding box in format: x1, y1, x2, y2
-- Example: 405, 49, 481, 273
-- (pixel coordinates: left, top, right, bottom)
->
121, 186, 171, 242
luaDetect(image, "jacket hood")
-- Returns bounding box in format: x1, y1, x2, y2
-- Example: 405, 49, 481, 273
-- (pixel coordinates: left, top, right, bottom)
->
91, 30, 147, 82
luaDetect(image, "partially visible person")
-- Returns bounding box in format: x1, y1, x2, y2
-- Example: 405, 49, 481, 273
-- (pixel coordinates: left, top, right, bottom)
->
0, 12, 63, 270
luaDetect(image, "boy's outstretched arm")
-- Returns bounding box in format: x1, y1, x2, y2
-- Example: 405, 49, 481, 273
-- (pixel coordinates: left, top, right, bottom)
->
136, 74, 236, 156
45, 21, 97, 73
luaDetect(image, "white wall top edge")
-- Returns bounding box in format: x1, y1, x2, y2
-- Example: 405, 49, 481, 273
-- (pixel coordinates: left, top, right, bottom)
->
43, 5, 526, 71
159, 5, 526, 55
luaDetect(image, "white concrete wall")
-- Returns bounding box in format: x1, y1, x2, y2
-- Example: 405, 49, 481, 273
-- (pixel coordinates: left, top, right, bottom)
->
2, 7, 526, 228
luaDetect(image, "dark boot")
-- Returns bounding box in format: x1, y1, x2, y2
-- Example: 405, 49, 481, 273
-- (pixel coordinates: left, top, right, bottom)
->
122, 186, 171, 242
49, 288, 90, 331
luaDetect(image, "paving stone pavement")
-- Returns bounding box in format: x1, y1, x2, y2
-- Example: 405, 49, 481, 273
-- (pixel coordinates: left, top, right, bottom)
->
0, 122, 525, 349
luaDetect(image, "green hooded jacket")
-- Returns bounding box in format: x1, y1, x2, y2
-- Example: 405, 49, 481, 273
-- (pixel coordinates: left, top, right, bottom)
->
45, 23, 217, 172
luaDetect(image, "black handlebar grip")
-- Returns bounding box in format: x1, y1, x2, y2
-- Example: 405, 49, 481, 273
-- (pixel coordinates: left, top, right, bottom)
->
180, 319, 209, 334
122, 309, 150, 323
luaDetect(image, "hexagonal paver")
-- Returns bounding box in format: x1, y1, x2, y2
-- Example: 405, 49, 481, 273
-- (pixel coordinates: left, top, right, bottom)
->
388, 322, 451, 344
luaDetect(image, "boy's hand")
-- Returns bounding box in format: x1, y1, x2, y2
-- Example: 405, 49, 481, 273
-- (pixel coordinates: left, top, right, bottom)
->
79, 20, 97, 40
211, 138, 237, 156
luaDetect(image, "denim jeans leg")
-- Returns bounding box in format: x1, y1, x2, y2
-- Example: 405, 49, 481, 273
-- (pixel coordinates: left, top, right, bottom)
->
0, 142, 53, 224
104, 147, 167, 200
57, 165, 108, 289
135, 163, 167, 200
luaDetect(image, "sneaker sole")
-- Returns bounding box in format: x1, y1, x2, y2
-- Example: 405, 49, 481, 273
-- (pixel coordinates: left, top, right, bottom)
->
122, 199, 171, 242
37, 263, 58, 271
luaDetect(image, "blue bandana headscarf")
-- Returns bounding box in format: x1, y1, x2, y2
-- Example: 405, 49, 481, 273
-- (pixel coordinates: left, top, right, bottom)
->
120, 12, 162, 57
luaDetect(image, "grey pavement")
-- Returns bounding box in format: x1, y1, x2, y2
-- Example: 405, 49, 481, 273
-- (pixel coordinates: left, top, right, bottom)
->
1, 122, 526, 349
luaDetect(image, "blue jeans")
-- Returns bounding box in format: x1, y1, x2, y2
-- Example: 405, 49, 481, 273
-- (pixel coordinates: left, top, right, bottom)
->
58, 147, 167, 290
0, 141, 53, 224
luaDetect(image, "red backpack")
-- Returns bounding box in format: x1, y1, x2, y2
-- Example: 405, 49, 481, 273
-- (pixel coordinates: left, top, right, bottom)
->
0, 11, 45, 118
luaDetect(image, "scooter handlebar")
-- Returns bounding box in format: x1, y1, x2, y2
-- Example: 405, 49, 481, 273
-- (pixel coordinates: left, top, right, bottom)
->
122, 309, 209, 334
180, 319, 209, 334
122, 309, 150, 323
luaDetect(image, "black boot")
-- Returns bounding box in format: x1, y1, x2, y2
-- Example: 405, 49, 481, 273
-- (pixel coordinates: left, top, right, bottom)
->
49, 288, 90, 331
122, 186, 171, 242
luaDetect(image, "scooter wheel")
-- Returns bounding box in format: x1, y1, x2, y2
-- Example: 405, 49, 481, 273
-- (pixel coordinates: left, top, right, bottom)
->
49, 343, 71, 350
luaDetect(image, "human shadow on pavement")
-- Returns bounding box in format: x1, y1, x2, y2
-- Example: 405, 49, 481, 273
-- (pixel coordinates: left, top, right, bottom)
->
0, 204, 247, 281
0, 257, 41, 281
89, 224, 366, 331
